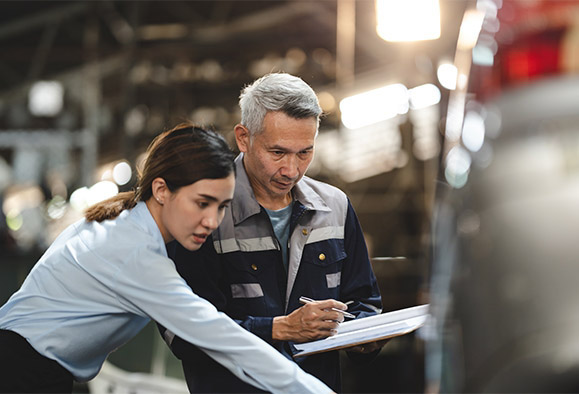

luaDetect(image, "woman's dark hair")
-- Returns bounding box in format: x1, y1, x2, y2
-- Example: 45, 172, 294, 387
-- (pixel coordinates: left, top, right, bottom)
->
85, 123, 235, 222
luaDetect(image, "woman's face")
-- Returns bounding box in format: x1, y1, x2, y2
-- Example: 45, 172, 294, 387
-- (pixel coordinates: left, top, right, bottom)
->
156, 174, 235, 250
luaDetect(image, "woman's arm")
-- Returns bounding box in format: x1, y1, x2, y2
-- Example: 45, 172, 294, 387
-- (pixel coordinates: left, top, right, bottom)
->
116, 247, 332, 394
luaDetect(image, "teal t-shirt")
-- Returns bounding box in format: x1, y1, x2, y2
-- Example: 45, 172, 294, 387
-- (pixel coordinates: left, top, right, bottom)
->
264, 202, 293, 271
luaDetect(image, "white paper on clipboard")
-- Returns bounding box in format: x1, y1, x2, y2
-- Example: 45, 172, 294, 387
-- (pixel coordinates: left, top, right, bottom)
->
293, 304, 429, 357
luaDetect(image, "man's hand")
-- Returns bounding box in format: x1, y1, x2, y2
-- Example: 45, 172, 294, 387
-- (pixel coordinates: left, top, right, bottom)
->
347, 338, 390, 354
272, 299, 348, 343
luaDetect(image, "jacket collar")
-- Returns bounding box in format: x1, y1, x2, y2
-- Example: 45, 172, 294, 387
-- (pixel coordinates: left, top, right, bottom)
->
231, 153, 331, 225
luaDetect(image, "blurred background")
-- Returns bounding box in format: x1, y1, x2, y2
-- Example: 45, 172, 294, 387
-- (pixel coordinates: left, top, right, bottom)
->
1, 0, 578, 393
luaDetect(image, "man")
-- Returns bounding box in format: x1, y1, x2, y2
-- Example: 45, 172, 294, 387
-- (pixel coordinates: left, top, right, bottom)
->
161, 73, 383, 392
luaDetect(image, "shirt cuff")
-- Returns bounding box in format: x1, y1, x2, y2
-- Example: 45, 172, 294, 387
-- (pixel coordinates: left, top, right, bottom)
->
248, 316, 274, 343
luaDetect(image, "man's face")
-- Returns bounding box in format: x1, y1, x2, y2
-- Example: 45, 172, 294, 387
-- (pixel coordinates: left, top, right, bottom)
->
235, 111, 317, 207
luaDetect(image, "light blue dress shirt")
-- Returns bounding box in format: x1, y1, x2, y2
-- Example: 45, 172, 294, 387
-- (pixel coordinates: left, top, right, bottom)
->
0, 202, 330, 393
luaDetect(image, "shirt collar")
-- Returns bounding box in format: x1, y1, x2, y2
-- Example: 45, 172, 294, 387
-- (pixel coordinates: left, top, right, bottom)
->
131, 201, 168, 258
231, 153, 331, 225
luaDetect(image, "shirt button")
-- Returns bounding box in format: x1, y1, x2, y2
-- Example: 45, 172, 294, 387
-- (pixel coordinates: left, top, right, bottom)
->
251, 264, 258, 271
318, 253, 326, 261
302, 229, 308, 236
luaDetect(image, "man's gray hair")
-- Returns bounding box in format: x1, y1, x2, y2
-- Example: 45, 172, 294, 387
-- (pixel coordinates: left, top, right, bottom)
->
239, 73, 322, 136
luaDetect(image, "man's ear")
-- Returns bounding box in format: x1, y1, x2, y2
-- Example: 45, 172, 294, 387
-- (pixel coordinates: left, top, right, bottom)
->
151, 177, 169, 205
234, 124, 250, 153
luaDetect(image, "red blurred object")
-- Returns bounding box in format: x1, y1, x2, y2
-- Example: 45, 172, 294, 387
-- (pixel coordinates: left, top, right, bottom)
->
471, 0, 578, 99
499, 29, 564, 85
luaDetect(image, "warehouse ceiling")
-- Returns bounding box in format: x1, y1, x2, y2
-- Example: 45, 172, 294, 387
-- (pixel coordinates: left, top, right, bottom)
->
0, 0, 470, 259
0, 1, 468, 130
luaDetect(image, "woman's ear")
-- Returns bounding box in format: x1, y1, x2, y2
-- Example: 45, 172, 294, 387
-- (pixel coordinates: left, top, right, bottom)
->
234, 124, 250, 153
151, 177, 169, 205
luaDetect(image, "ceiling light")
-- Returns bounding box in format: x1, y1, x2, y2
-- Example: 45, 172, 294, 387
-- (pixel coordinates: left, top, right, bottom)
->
457, 9, 486, 50
437, 63, 458, 90
28, 81, 64, 117
409, 84, 441, 109
376, 0, 441, 42
113, 161, 132, 186
445, 146, 471, 188
340, 83, 408, 129
462, 111, 485, 152
472, 45, 495, 66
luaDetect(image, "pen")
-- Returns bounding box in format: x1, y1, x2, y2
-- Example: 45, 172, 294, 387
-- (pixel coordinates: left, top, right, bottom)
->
298, 296, 356, 319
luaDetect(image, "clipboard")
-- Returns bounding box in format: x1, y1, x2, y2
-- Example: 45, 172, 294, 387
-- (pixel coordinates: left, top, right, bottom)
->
293, 304, 429, 358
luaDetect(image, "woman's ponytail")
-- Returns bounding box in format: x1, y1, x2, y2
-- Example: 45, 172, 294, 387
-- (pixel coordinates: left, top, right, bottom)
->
84, 191, 137, 222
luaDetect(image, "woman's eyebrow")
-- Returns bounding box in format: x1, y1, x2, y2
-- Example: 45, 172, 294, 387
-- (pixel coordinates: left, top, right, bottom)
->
198, 194, 219, 202
198, 194, 233, 204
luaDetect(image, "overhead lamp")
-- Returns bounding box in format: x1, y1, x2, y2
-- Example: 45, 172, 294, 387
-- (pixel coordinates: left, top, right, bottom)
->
112, 161, 132, 186
456, 9, 486, 50
339, 83, 408, 129
28, 81, 64, 117
437, 63, 458, 90
472, 45, 495, 66
70, 181, 119, 212
445, 146, 471, 189
462, 111, 485, 152
409, 84, 441, 109
376, 0, 441, 42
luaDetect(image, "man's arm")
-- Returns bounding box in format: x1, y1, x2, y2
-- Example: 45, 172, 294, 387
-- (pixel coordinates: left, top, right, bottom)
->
273, 199, 382, 345
273, 199, 385, 354
341, 199, 385, 355
272, 299, 348, 342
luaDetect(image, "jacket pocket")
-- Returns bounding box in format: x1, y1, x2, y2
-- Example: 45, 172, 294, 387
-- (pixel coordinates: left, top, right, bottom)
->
301, 239, 346, 291
325, 272, 341, 288
230, 283, 264, 299
224, 255, 279, 316
302, 239, 346, 267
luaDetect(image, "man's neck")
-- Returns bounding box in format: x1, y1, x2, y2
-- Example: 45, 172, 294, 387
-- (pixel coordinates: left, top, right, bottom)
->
256, 191, 293, 211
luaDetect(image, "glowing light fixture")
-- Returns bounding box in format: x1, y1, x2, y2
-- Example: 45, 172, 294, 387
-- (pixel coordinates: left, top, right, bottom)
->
70, 181, 119, 212
339, 83, 408, 129
70, 187, 90, 212
445, 146, 471, 189
462, 111, 485, 152
472, 45, 495, 66
456, 9, 486, 50
28, 81, 64, 117
87, 181, 118, 207
47, 196, 67, 220
409, 84, 441, 109
437, 63, 458, 90
376, 0, 441, 42
113, 161, 132, 186
6, 210, 23, 231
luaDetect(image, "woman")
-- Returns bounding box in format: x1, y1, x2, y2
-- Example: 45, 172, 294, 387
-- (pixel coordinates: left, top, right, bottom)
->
0, 124, 331, 394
